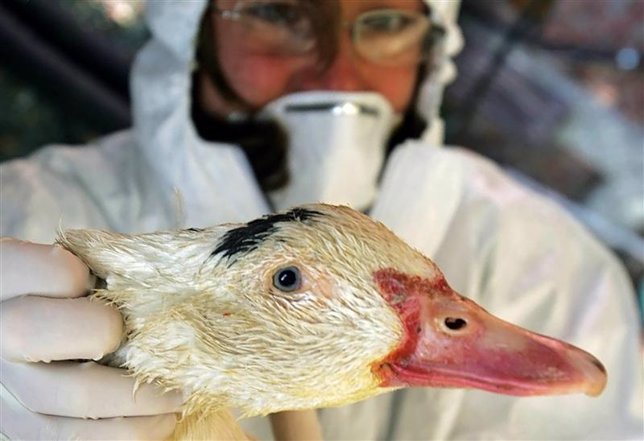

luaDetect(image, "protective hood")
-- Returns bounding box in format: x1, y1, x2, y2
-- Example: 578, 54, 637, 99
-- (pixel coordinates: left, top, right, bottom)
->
130, 1, 270, 228
130, 0, 463, 219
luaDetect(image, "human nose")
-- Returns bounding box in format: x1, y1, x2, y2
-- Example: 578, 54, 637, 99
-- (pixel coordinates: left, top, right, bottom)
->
298, 36, 368, 92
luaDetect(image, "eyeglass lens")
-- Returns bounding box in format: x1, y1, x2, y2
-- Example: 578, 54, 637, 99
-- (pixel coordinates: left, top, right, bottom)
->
214, 0, 433, 65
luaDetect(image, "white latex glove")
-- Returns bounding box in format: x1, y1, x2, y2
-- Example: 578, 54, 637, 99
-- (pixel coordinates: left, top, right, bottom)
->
0, 239, 183, 440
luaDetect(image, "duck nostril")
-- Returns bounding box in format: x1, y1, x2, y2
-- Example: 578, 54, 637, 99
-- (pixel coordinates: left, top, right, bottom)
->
444, 317, 468, 331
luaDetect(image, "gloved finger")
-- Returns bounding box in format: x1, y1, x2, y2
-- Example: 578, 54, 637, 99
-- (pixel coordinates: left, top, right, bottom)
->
49, 414, 178, 441
0, 239, 91, 301
2, 360, 184, 419
2, 383, 177, 441
1, 295, 123, 362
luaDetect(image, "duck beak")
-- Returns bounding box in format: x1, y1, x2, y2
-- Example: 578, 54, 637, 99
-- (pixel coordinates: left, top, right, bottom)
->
374, 269, 607, 397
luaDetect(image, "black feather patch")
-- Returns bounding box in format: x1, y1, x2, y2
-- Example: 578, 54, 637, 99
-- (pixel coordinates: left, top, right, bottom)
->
212, 208, 321, 262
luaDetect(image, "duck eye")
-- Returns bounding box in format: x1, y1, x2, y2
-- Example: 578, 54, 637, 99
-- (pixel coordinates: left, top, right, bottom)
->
273, 266, 302, 292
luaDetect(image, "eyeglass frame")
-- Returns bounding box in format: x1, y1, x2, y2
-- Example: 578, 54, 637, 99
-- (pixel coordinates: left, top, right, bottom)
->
207, 0, 446, 66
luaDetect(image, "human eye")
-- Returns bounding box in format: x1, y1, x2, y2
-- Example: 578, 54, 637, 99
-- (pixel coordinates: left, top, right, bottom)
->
360, 10, 423, 35
242, 1, 308, 30
354, 9, 430, 65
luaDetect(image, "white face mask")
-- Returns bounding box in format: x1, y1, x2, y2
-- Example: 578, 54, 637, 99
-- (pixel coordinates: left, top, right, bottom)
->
260, 91, 399, 212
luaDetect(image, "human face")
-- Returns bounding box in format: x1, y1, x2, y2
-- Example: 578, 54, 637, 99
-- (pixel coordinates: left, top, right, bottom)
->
205, 0, 426, 116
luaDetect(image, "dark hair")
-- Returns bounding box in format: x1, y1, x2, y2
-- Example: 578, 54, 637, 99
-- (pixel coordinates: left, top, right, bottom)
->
192, 0, 427, 192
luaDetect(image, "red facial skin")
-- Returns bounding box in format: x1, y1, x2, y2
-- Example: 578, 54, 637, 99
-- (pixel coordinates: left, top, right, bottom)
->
371, 268, 607, 397
372, 269, 446, 368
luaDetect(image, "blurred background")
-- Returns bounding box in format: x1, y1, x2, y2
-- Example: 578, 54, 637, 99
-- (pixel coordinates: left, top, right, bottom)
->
1, 0, 642, 318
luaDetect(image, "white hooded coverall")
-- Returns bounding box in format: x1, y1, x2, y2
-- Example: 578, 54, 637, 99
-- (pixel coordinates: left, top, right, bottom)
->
1, 1, 642, 439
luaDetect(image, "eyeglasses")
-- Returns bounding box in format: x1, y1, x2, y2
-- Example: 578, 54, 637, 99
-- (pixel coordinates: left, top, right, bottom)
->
210, 0, 444, 66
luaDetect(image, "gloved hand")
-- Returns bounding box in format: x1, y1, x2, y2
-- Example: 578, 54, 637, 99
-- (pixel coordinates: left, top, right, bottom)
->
1, 238, 183, 440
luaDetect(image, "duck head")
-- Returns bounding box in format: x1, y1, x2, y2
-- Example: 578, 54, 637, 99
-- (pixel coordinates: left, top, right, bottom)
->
59, 204, 606, 417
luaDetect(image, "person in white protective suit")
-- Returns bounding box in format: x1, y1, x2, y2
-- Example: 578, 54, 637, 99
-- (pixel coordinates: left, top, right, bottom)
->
1, 0, 642, 440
